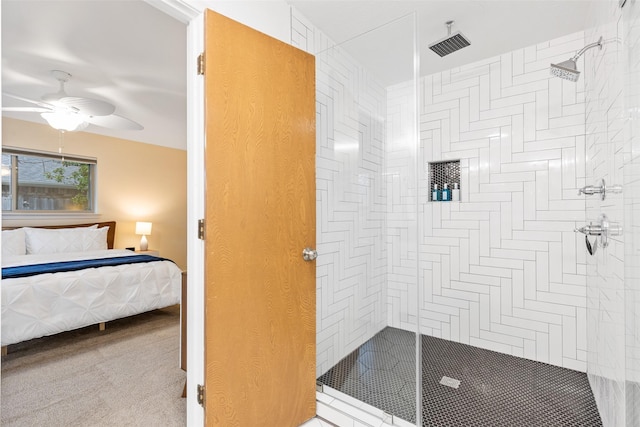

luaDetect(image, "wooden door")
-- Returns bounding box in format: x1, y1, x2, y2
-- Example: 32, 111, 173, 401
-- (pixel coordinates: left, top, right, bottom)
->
203, 9, 316, 427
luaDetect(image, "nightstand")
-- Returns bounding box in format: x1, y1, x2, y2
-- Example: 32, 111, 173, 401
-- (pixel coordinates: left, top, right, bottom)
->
136, 249, 159, 256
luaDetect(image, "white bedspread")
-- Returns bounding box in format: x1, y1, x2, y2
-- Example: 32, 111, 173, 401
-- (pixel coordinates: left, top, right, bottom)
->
1, 249, 182, 346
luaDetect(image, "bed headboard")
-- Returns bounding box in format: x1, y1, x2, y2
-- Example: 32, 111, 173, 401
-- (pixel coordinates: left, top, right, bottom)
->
2, 221, 117, 249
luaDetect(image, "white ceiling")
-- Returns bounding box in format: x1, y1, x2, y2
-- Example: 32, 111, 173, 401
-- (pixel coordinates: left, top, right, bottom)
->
289, 0, 593, 86
2, 1, 592, 151
1, 0, 187, 150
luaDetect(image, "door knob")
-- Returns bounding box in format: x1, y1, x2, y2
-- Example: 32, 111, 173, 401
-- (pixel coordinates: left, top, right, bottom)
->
302, 247, 318, 262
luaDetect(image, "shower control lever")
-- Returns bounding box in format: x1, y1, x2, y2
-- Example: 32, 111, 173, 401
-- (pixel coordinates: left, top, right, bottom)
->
578, 185, 604, 196
575, 214, 622, 251
577, 179, 622, 201
574, 223, 603, 236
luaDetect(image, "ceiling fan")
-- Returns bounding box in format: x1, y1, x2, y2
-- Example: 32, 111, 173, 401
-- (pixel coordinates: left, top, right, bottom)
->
2, 70, 143, 132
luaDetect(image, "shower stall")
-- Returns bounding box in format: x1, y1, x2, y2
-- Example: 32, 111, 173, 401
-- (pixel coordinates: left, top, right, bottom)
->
291, 0, 640, 425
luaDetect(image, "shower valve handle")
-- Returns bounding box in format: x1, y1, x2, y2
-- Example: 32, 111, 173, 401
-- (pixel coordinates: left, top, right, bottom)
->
577, 179, 622, 201
578, 185, 604, 196
575, 214, 622, 249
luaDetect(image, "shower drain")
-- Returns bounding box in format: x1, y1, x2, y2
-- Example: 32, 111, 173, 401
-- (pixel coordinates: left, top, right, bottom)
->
439, 376, 461, 389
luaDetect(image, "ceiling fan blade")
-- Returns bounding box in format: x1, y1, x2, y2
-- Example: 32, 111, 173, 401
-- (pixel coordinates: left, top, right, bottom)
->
56, 97, 116, 116
3, 92, 55, 110
2, 107, 50, 113
86, 114, 143, 131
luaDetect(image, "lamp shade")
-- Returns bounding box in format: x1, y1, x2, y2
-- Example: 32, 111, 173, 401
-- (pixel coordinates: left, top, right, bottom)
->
135, 221, 152, 236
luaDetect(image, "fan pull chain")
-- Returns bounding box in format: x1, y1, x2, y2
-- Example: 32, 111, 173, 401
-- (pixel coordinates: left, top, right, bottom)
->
58, 130, 65, 162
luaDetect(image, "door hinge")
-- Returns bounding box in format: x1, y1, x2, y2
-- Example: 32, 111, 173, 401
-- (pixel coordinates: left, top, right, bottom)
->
198, 219, 205, 240
197, 53, 205, 75
197, 383, 205, 407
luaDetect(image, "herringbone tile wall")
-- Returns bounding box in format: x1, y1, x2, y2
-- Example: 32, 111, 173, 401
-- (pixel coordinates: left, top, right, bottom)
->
388, 31, 591, 372
292, 11, 390, 378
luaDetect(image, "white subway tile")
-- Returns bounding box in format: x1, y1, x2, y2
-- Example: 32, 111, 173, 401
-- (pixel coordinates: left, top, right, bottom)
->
562, 231, 577, 275
524, 260, 537, 300
459, 272, 501, 287
469, 229, 480, 266
479, 147, 491, 184
501, 160, 549, 173
513, 149, 561, 162
549, 324, 563, 366
513, 307, 562, 325
512, 114, 524, 153
524, 102, 536, 142
470, 264, 512, 278
537, 291, 585, 308
514, 271, 526, 310
535, 169, 549, 211
549, 242, 563, 283
549, 77, 562, 118
501, 239, 548, 251
512, 192, 524, 230
470, 337, 513, 354
523, 181, 536, 221
502, 314, 549, 333
479, 294, 491, 331
480, 256, 523, 269
549, 159, 563, 200
536, 331, 550, 363
536, 90, 549, 130
491, 171, 536, 184
501, 130, 512, 165
536, 251, 550, 292
479, 74, 490, 111
513, 230, 561, 242
500, 277, 513, 317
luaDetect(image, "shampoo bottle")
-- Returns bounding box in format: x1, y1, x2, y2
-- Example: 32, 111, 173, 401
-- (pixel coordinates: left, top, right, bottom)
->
442, 183, 451, 201
452, 182, 460, 201
432, 184, 440, 201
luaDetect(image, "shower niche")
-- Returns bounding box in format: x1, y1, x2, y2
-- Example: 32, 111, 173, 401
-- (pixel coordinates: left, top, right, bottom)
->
429, 160, 460, 202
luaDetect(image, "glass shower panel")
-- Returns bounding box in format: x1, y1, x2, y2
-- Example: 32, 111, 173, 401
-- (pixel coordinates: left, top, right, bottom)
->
314, 13, 420, 425
623, 3, 640, 424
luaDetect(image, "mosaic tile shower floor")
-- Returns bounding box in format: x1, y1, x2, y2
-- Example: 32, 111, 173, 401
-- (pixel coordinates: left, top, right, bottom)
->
317, 327, 602, 426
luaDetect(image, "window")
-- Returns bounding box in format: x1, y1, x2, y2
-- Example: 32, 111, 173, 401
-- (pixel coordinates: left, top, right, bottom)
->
2, 148, 96, 213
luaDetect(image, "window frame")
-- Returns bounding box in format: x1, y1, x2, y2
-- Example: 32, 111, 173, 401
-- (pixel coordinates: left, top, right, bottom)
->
2, 146, 98, 216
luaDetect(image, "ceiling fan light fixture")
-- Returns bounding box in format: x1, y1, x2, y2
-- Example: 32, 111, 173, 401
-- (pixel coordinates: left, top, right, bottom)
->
41, 112, 88, 132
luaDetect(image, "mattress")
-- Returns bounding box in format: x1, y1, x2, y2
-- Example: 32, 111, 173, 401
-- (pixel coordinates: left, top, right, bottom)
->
1, 249, 182, 346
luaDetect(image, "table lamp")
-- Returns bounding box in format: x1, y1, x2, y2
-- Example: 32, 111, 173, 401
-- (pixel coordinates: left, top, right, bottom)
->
135, 221, 152, 251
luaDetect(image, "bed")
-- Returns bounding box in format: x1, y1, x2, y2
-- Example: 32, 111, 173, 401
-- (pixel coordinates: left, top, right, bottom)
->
1, 221, 183, 351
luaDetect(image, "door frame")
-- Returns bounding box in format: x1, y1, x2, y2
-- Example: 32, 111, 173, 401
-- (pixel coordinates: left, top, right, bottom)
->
143, 1, 204, 425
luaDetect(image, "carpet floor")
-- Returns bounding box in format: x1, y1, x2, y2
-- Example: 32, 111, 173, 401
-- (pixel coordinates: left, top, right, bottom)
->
1, 306, 186, 426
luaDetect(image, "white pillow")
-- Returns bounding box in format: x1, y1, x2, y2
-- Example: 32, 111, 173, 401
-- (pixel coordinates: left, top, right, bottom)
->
2, 228, 27, 257
24, 226, 108, 254
84, 227, 109, 251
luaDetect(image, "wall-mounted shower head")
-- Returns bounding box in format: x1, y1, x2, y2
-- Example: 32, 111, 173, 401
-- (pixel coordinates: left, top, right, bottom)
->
428, 21, 471, 57
550, 58, 580, 82
550, 36, 603, 82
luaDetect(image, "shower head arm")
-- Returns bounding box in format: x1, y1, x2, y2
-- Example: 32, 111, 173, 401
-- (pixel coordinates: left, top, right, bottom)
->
571, 36, 603, 61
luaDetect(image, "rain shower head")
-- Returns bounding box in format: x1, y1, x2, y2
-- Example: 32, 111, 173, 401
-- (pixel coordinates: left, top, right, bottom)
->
550, 59, 580, 82
550, 36, 603, 82
428, 21, 471, 57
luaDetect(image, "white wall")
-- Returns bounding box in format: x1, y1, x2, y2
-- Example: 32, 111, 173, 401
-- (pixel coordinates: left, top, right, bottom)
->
387, 31, 592, 371
183, 0, 291, 44
584, 0, 640, 426
291, 10, 390, 377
